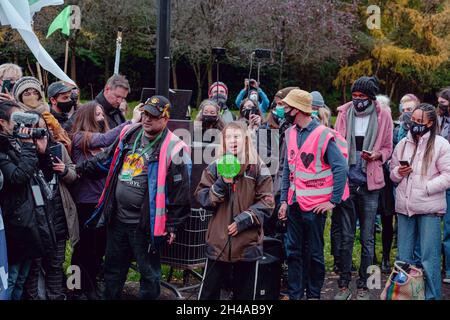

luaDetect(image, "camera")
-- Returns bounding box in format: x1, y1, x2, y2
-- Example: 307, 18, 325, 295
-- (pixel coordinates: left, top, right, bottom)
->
254, 48, 272, 60
11, 112, 47, 139
212, 47, 226, 61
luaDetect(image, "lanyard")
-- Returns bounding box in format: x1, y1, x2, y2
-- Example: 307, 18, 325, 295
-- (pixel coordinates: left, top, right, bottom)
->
131, 129, 163, 159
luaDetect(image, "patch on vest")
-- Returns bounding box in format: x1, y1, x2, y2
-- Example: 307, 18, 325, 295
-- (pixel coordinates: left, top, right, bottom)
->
173, 174, 182, 182
300, 152, 314, 169
305, 178, 326, 188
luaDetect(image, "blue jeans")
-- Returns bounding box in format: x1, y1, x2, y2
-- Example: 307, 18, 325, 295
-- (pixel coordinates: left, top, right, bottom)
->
7, 260, 32, 300
397, 213, 442, 300
104, 221, 161, 300
338, 185, 379, 289
285, 203, 326, 300
443, 189, 450, 278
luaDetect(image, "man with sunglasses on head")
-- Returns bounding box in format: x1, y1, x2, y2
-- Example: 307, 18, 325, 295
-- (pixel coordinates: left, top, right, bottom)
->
77, 96, 192, 300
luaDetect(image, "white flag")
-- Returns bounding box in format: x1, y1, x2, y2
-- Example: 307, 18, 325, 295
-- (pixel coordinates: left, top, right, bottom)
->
29, 0, 64, 17
0, 0, 75, 85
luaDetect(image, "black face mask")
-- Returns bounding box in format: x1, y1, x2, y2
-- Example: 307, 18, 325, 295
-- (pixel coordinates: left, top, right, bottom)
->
284, 109, 297, 124
410, 121, 430, 137
439, 104, 449, 117
97, 120, 106, 131
57, 100, 74, 113
352, 98, 371, 112
212, 94, 227, 108
202, 115, 217, 123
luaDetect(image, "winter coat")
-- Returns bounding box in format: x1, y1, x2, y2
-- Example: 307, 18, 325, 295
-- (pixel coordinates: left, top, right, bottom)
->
195, 160, 275, 263
390, 131, 450, 216
0, 135, 56, 264
335, 101, 393, 191
77, 125, 192, 238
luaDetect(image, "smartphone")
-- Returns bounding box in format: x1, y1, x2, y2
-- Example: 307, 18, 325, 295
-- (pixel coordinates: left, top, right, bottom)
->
399, 160, 410, 166
49, 144, 63, 161
1, 79, 11, 94
362, 150, 373, 156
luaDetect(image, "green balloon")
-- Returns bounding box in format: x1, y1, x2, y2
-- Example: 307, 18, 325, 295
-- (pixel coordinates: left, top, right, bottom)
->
217, 154, 241, 179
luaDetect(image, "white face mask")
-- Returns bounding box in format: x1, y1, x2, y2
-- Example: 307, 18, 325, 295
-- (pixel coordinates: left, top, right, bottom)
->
249, 93, 258, 102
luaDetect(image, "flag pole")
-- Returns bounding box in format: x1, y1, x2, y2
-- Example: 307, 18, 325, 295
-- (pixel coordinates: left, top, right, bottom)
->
64, 39, 69, 74
31, 19, 44, 84
113, 28, 123, 75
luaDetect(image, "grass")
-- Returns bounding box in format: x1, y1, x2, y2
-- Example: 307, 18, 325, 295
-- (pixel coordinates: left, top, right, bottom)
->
66, 104, 391, 281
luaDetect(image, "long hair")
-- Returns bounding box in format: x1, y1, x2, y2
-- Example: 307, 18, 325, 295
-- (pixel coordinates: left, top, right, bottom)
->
216, 121, 260, 175
71, 101, 110, 156
194, 99, 225, 131
239, 98, 262, 120
410, 103, 438, 176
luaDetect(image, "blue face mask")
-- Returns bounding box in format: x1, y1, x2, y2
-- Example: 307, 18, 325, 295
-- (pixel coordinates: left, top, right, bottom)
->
273, 105, 285, 119
312, 110, 319, 117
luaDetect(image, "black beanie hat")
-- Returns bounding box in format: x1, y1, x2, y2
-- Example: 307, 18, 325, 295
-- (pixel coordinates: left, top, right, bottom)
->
351, 76, 380, 100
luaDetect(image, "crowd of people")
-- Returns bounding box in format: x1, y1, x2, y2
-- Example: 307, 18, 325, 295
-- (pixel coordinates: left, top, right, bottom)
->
0, 61, 450, 301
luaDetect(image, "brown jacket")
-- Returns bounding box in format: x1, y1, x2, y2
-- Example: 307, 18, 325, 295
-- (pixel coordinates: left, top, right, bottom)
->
195, 160, 274, 263
59, 143, 79, 247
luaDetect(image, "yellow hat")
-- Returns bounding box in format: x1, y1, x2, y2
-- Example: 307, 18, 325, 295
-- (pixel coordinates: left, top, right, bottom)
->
282, 89, 313, 114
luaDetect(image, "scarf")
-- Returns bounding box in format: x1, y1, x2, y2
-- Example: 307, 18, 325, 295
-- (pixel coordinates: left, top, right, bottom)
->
17, 101, 50, 114
346, 102, 378, 172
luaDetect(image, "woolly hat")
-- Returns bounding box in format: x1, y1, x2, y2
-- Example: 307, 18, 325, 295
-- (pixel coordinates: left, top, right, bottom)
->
12, 76, 44, 102
310, 91, 325, 108
208, 81, 228, 97
351, 76, 380, 100
282, 89, 313, 114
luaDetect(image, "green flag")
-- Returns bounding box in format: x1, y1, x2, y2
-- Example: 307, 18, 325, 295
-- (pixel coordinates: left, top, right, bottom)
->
46, 5, 71, 38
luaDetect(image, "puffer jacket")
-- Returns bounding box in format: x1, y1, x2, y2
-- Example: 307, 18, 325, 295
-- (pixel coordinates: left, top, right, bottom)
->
390, 131, 450, 216
195, 160, 275, 263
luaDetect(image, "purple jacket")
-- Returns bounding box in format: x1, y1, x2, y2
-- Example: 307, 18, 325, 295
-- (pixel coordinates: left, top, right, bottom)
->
71, 121, 131, 204
335, 101, 393, 191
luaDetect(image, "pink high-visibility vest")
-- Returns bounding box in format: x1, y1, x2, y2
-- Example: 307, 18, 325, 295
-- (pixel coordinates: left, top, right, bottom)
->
154, 131, 190, 236
286, 124, 349, 211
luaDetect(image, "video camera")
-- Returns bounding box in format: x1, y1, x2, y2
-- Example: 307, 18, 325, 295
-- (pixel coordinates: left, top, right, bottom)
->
11, 112, 47, 139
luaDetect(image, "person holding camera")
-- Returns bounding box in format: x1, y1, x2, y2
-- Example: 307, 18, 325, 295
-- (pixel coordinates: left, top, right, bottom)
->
235, 79, 270, 114
0, 101, 56, 300
12, 76, 72, 154
0, 63, 22, 103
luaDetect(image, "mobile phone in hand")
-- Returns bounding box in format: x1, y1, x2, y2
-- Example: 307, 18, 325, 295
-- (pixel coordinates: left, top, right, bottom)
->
49, 144, 63, 161
362, 150, 373, 157
1, 79, 11, 94
399, 160, 410, 167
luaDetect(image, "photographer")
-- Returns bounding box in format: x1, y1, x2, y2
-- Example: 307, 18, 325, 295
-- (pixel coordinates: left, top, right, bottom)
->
0, 101, 56, 300
23, 112, 78, 300
0, 63, 22, 103
235, 79, 270, 114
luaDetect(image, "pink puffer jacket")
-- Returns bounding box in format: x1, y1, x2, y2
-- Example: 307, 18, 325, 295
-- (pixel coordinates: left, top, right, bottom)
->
390, 131, 450, 216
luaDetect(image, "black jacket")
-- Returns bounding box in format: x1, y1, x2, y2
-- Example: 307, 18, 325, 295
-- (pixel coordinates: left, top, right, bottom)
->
0, 135, 56, 264
77, 125, 191, 238
95, 91, 126, 129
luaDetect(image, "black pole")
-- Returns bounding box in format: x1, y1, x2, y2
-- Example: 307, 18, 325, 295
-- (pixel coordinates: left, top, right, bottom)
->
156, 0, 171, 98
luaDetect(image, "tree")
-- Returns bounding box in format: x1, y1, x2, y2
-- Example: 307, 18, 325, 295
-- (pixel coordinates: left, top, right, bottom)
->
334, 0, 450, 104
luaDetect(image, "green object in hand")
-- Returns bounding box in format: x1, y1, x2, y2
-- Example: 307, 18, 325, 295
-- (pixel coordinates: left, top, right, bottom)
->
217, 154, 241, 179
